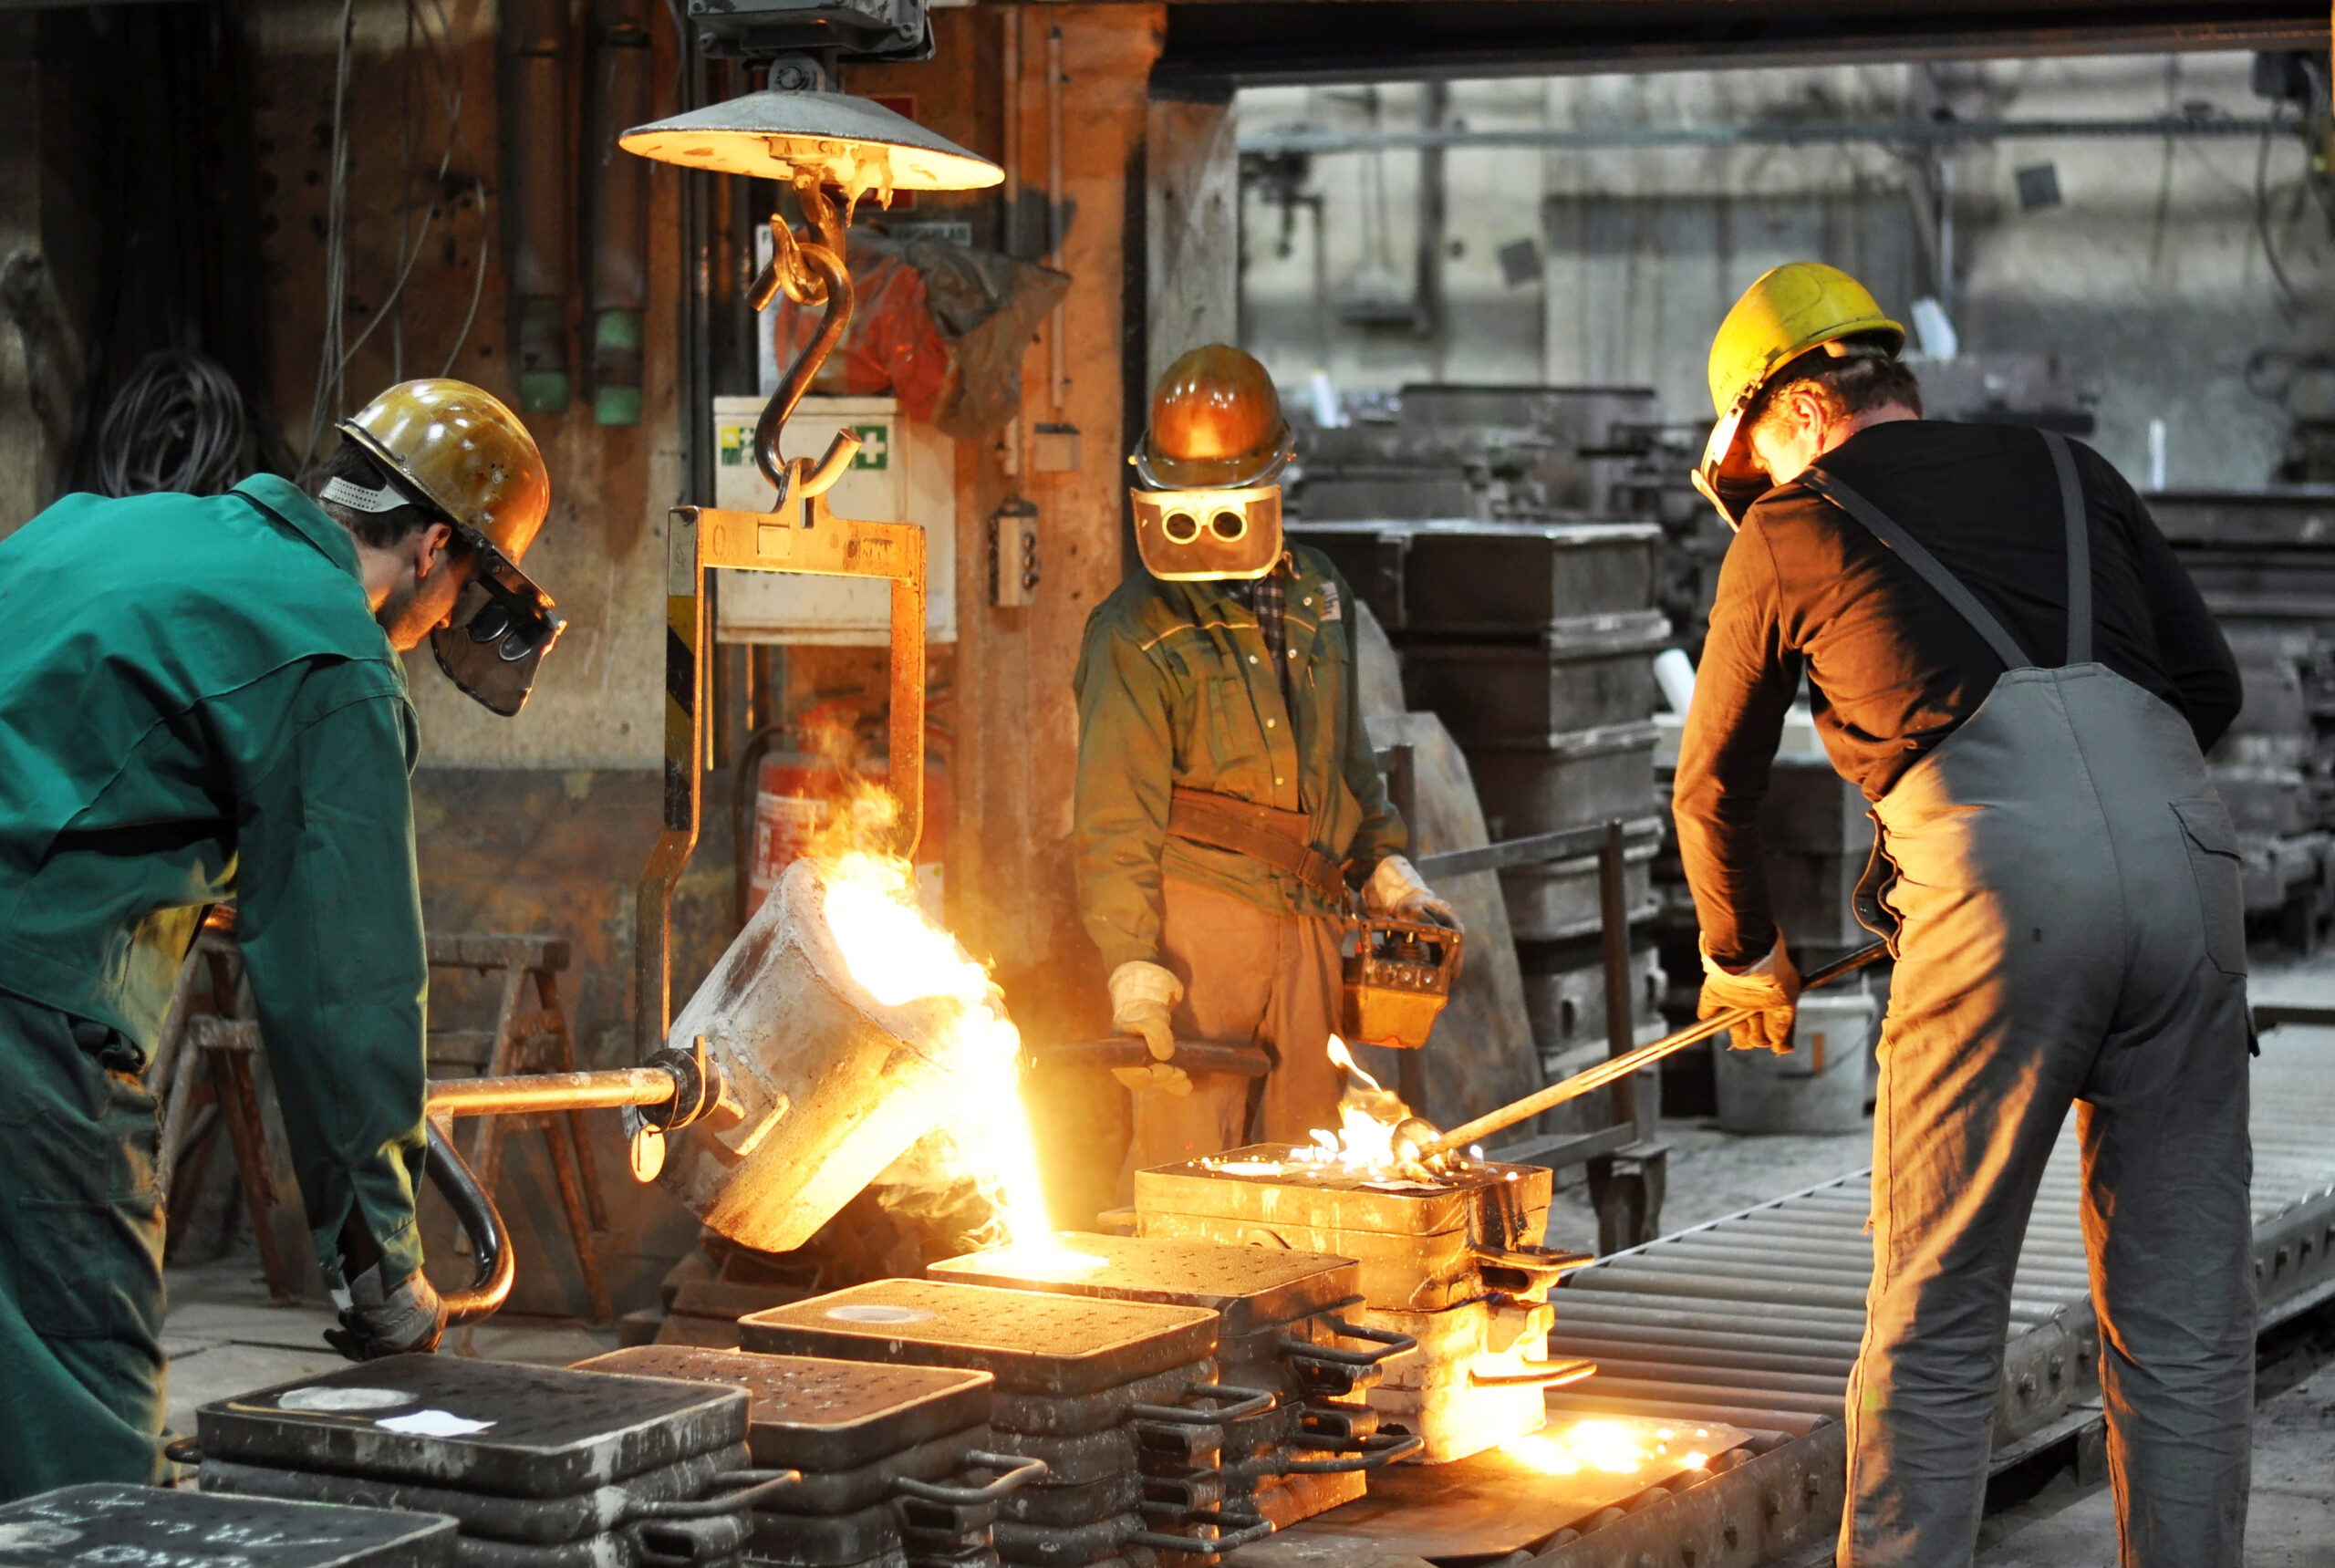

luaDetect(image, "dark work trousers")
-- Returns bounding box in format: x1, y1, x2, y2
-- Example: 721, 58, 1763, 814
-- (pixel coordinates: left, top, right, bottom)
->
0, 991, 167, 1498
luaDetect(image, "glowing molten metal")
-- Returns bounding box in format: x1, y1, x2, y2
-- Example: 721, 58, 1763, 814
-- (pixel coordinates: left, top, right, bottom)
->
1500, 1420, 1716, 1477
1294, 1036, 1445, 1179
814, 840, 1054, 1249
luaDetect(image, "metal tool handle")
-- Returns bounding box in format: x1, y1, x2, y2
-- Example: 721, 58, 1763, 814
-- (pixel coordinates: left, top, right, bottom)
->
1127, 1512, 1275, 1562
1422, 940, 1888, 1158
1131, 1382, 1278, 1426
1282, 1318, 1417, 1368
1284, 1430, 1426, 1473
1036, 1038, 1274, 1077
1468, 1355, 1598, 1388
625, 1469, 801, 1521
892, 1451, 1050, 1505
424, 1120, 515, 1324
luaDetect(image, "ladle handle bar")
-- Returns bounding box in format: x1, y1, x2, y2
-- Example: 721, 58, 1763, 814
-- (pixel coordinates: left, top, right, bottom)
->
424, 1119, 516, 1324
1423, 940, 1888, 1158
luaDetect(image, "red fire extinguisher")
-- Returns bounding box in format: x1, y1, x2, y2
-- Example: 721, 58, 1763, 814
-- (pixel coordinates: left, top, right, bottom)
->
733, 743, 950, 925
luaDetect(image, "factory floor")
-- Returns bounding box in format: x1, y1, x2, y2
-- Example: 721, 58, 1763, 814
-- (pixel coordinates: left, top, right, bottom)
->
159, 941, 2335, 1560
160, 1263, 617, 1438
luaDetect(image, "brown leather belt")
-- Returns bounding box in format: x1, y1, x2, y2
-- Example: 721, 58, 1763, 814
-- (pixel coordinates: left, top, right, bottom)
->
1167, 786, 1352, 909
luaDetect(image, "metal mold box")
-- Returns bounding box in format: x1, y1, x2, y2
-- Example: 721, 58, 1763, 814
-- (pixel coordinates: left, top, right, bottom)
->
738, 1281, 1218, 1396
925, 1233, 1359, 1337
574, 1347, 992, 1473
197, 1358, 747, 1499
0, 1483, 456, 1567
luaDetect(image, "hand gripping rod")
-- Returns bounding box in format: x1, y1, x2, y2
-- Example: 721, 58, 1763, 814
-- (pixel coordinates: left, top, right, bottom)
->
1420, 941, 1889, 1161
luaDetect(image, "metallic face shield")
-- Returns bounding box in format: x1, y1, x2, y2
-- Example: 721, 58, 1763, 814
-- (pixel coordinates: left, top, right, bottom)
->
1130, 485, 1285, 581
430, 539, 566, 715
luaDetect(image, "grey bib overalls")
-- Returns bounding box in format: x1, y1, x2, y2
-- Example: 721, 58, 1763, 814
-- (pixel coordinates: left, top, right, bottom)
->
1802, 432, 2255, 1568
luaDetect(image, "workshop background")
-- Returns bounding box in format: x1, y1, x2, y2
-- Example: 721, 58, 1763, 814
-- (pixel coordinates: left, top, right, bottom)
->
2, 1, 2332, 1329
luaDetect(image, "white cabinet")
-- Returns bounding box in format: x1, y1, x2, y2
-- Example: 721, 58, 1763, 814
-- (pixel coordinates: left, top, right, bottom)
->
711, 394, 957, 645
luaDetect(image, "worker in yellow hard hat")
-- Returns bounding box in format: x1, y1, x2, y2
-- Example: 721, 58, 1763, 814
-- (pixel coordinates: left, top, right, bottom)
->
1073, 345, 1456, 1179
1673, 263, 2251, 1565
0, 379, 560, 1498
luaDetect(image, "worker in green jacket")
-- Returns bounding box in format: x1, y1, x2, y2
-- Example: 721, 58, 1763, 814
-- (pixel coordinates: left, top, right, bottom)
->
1074, 346, 1458, 1177
0, 379, 562, 1498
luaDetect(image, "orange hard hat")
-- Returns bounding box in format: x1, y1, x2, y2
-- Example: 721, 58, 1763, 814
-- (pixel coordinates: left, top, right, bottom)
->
1134, 345, 1295, 491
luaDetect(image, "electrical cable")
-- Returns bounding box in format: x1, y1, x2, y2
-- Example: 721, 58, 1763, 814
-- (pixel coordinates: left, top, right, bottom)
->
89, 349, 261, 497
2257, 99, 2307, 315
297, 0, 359, 480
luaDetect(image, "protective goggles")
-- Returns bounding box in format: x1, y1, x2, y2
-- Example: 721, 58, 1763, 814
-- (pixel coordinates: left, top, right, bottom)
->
431, 535, 565, 716
1129, 485, 1284, 581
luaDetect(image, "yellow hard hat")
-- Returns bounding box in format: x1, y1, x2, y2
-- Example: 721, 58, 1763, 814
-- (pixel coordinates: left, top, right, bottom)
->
336, 379, 563, 716
1694, 263, 1904, 527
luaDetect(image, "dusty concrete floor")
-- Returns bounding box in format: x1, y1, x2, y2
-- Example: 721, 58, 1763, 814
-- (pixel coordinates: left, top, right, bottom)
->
1973, 1356, 2335, 1567
161, 1261, 616, 1438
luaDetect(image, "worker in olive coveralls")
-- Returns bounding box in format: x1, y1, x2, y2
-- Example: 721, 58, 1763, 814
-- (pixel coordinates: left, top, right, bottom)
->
0, 379, 564, 1497
1673, 264, 2252, 1566
1074, 346, 1459, 1177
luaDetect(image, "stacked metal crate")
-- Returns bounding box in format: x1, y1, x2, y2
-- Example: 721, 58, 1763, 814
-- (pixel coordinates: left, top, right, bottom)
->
3, 1483, 459, 1568
924, 1232, 1416, 1526
577, 1348, 1023, 1568
194, 1358, 764, 1568
739, 1280, 1272, 1567
1392, 524, 1673, 1086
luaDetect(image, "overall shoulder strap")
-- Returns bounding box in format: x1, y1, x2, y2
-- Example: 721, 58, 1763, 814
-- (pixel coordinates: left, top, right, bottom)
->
2041, 430, 2091, 664
1798, 466, 2034, 671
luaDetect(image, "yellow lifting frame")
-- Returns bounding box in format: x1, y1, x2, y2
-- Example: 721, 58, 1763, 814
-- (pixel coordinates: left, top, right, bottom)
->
633, 480, 928, 1057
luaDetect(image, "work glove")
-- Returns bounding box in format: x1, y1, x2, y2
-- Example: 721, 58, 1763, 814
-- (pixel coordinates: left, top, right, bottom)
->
1363, 855, 1460, 931
326, 1262, 448, 1361
1106, 961, 1191, 1097
1698, 934, 1802, 1055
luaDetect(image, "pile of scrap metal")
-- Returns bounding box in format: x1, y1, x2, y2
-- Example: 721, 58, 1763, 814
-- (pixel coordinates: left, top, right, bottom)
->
2152, 487, 2335, 945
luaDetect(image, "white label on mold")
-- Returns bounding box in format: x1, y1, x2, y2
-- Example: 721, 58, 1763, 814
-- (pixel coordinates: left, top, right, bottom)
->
377, 1409, 495, 1438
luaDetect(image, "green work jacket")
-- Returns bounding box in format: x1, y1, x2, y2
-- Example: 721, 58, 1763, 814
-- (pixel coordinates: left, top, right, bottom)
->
1073, 545, 1406, 974
0, 475, 431, 1280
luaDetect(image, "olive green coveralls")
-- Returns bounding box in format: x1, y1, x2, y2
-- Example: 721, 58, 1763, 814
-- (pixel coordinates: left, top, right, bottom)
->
1073, 546, 1406, 1172
0, 476, 432, 1498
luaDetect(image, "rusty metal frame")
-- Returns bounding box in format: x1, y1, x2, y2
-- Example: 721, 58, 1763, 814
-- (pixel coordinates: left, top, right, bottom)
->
634, 485, 928, 1056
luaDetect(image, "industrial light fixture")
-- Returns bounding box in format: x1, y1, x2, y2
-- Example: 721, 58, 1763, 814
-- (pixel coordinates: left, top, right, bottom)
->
620, 88, 1000, 194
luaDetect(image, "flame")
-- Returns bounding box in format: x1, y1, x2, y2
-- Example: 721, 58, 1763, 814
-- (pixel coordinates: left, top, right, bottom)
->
1500, 1420, 1665, 1476
1292, 1036, 1440, 1179
810, 784, 1054, 1251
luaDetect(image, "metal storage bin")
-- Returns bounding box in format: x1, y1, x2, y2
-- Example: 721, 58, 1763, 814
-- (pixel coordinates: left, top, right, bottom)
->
1500, 834, 1660, 944
1403, 524, 1663, 635
1400, 613, 1670, 742
1468, 722, 1661, 840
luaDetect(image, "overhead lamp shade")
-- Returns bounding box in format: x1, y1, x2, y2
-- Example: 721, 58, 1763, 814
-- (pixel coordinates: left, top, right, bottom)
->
620, 88, 1001, 192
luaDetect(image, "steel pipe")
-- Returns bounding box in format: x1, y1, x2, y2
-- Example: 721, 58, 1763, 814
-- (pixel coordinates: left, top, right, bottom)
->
429, 1066, 681, 1117
1541, 1391, 1829, 1438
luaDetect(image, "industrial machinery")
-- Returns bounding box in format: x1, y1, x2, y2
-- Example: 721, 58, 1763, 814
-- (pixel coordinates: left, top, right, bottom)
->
410, 0, 1003, 1322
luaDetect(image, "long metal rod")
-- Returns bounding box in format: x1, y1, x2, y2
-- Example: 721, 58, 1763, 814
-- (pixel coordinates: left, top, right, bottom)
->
1424, 942, 1888, 1158
1242, 115, 2294, 157
428, 1066, 680, 1117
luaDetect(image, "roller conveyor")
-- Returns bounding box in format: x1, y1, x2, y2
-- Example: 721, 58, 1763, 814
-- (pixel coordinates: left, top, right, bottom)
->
1520, 1021, 2335, 1568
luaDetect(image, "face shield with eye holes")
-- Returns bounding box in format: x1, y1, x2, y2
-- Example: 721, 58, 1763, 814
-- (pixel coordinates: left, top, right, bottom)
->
1129, 484, 1284, 582
430, 537, 566, 716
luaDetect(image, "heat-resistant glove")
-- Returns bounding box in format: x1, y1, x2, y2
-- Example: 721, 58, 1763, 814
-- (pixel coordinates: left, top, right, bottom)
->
1107, 961, 1191, 1096
1363, 855, 1460, 931
326, 1262, 447, 1361
1697, 934, 1802, 1055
